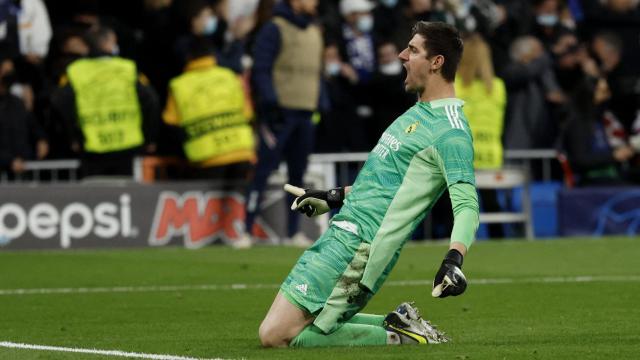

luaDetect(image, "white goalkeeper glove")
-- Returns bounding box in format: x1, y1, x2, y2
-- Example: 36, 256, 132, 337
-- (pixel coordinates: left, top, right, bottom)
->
283, 184, 345, 217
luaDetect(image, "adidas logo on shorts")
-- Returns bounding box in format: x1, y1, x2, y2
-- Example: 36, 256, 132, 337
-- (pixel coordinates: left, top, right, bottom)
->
295, 283, 308, 295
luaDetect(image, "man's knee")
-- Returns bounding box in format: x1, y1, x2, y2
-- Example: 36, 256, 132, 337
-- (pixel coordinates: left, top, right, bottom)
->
259, 320, 290, 348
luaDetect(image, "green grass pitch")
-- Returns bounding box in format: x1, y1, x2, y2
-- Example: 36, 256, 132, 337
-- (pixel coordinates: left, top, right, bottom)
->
1, 237, 639, 359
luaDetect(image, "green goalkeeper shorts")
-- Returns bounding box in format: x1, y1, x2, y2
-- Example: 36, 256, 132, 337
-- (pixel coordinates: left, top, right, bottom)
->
280, 226, 374, 334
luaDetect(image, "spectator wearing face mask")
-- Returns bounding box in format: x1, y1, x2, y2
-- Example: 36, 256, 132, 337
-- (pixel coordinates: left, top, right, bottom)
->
174, 0, 248, 74
368, 41, 414, 148
315, 44, 363, 153
0, 56, 48, 177
329, 0, 378, 147
335, 0, 377, 84
530, 0, 573, 50
50, 26, 160, 177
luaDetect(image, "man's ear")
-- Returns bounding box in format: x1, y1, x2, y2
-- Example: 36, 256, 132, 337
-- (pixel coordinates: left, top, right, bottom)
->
431, 55, 445, 72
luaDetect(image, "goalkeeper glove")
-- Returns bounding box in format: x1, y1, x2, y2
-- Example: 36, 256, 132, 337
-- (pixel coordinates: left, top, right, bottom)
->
431, 249, 467, 298
283, 184, 345, 217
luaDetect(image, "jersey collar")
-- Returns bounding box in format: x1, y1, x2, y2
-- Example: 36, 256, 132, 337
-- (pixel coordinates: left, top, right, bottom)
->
422, 98, 465, 108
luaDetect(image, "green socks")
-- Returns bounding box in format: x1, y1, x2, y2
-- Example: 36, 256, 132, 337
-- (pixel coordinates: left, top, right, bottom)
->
289, 313, 388, 347
347, 313, 385, 327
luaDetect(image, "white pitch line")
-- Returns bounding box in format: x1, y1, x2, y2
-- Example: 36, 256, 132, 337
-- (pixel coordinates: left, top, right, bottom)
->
1, 275, 639, 296
0, 341, 231, 360
0, 283, 280, 296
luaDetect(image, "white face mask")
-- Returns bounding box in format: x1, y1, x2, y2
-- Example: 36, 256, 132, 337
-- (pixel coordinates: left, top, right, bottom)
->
380, 0, 398, 8
379, 60, 403, 75
536, 14, 558, 27
111, 44, 120, 56
356, 15, 374, 33
203, 15, 218, 35
325, 62, 341, 77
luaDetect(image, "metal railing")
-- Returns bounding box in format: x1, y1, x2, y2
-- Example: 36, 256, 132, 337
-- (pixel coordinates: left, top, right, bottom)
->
1, 151, 550, 240
0, 159, 80, 183
1, 150, 559, 186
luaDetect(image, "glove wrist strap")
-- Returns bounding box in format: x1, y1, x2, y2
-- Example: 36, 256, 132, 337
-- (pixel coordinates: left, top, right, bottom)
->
444, 249, 463, 268
326, 187, 345, 209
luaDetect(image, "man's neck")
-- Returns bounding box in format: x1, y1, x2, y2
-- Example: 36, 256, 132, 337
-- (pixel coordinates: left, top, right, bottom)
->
418, 78, 455, 102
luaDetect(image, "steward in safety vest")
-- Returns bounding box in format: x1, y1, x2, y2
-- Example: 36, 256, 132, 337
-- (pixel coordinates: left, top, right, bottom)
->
455, 33, 507, 239
163, 50, 255, 168
51, 26, 159, 176
455, 34, 506, 170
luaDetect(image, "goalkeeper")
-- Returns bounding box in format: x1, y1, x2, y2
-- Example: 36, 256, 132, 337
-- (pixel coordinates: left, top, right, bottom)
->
259, 21, 479, 348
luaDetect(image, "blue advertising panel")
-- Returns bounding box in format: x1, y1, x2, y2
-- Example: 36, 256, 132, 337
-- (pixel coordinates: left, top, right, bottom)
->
558, 188, 640, 236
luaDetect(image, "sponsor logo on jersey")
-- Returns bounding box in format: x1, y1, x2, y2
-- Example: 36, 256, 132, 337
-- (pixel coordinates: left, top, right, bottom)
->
372, 132, 403, 159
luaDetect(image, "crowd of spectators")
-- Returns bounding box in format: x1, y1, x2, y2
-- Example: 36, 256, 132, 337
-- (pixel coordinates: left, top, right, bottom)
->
1, 0, 640, 186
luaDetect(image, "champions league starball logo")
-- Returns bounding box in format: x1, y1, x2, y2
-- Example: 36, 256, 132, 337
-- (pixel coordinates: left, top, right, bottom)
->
593, 191, 640, 236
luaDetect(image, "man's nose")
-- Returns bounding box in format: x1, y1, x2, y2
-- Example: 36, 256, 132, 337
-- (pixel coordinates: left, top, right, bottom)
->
398, 49, 408, 61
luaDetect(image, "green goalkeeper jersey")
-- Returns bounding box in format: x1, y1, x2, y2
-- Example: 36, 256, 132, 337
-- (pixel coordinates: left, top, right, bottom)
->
331, 98, 479, 292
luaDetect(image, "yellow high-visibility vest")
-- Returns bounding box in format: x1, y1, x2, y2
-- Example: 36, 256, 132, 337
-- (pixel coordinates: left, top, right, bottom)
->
170, 66, 254, 163
67, 57, 144, 153
455, 78, 507, 169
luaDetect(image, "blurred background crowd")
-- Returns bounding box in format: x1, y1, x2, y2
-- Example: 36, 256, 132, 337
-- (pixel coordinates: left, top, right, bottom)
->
1, 0, 640, 187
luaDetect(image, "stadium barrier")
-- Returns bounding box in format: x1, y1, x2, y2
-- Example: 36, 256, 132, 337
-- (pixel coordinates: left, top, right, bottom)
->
0, 159, 80, 182
0, 150, 561, 248
0, 181, 321, 249
475, 168, 534, 239
1, 151, 551, 240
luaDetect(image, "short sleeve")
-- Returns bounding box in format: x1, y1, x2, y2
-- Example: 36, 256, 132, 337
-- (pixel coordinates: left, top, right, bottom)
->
434, 129, 476, 186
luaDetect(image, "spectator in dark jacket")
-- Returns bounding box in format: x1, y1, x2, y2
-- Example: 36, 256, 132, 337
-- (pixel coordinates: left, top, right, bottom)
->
590, 31, 639, 134
0, 56, 48, 175
314, 44, 362, 153
563, 77, 635, 185
243, 0, 323, 248
332, 0, 378, 150
502, 36, 566, 150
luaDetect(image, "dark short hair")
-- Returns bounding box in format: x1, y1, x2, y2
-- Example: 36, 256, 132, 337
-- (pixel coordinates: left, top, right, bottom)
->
411, 21, 463, 82
594, 31, 623, 54
187, 38, 215, 61
85, 26, 115, 54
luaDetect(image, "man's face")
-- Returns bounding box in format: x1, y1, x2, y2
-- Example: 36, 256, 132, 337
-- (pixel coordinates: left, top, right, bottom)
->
398, 34, 430, 93
297, 0, 318, 16
0, 59, 15, 94
552, 34, 579, 69
193, 7, 214, 35
608, 0, 634, 13
378, 43, 399, 65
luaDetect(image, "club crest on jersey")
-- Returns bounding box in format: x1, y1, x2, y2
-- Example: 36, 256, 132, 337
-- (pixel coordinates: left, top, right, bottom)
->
405, 122, 418, 134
